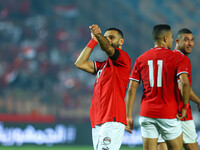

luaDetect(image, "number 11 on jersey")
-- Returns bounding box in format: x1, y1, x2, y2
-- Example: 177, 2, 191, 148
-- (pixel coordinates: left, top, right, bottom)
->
148, 60, 163, 87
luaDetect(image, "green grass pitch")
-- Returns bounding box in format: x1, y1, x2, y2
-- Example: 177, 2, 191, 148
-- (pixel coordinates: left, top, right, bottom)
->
0, 145, 143, 150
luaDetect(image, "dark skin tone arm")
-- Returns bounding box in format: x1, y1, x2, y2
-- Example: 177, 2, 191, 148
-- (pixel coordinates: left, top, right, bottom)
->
95, 33, 115, 56
176, 73, 190, 119
125, 80, 139, 133
90, 24, 115, 57
75, 24, 118, 74
190, 88, 200, 105
178, 79, 200, 111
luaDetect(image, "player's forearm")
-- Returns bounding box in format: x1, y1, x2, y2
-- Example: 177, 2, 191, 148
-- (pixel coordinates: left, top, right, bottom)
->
74, 45, 95, 74
126, 91, 135, 117
179, 74, 190, 105
95, 33, 114, 56
181, 80, 190, 105
190, 88, 200, 104
126, 82, 139, 117
75, 38, 97, 70
74, 47, 92, 68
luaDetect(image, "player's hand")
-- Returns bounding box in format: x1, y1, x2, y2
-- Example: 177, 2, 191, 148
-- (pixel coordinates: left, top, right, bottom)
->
89, 24, 101, 36
176, 108, 187, 120
125, 117, 134, 134
91, 33, 98, 42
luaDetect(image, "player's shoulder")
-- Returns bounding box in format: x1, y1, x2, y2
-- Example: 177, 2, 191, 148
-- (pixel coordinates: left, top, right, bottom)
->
135, 48, 151, 62
173, 50, 190, 62
137, 47, 162, 59
173, 49, 184, 56
116, 48, 131, 64
116, 47, 130, 57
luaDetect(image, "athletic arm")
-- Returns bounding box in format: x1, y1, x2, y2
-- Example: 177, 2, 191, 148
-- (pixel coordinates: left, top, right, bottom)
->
74, 33, 98, 74
180, 81, 200, 104
177, 73, 190, 119
189, 88, 200, 112
178, 73, 190, 105
189, 88, 200, 104
125, 80, 139, 133
90, 24, 115, 57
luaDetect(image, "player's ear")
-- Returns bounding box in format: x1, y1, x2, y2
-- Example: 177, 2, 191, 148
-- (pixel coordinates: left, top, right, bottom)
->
119, 38, 124, 46
163, 36, 167, 43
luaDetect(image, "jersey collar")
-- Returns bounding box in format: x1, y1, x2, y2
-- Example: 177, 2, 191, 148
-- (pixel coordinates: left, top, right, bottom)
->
153, 47, 169, 50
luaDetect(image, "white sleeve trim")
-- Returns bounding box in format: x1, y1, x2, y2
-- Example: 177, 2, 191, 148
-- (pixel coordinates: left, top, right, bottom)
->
177, 71, 189, 77
129, 78, 140, 82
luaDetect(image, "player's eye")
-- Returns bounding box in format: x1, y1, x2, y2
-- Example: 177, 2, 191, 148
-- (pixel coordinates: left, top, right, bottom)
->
108, 35, 115, 40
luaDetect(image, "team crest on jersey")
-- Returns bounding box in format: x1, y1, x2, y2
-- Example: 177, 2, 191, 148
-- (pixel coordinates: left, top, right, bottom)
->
103, 137, 111, 145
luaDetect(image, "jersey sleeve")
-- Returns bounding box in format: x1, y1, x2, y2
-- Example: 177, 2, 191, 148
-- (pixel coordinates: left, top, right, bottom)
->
93, 61, 106, 74
177, 56, 190, 78
109, 48, 131, 67
129, 58, 140, 82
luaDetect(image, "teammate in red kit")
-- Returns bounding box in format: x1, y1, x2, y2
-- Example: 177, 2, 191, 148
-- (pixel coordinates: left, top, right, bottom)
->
157, 29, 200, 150
75, 24, 131, 150
125, 24, 190, 150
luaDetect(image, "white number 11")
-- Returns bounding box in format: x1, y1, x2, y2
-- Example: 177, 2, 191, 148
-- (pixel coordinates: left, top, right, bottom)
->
148, 60, 163, 87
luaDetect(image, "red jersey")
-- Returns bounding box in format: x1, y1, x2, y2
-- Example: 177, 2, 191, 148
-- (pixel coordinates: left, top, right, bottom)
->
90, 48, 131, 128
130, 47, 189, 119
173, 50, 192, 121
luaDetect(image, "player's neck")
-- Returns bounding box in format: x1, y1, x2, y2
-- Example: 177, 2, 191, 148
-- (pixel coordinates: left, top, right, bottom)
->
175, 47, 188, 56
154, 42, 168, 48
154, 44, 167, 49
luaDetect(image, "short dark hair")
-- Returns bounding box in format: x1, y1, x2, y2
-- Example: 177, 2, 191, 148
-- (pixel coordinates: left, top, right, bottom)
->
105, 27, 123, 38
177, 28, 193, 40
152, 24, 171, 42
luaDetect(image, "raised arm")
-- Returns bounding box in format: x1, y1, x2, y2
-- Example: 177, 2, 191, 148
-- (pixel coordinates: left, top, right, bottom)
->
74, 31, 99, 74
90, 24, 115, 57
177, 73, 190, 119
125, 80, 139, 133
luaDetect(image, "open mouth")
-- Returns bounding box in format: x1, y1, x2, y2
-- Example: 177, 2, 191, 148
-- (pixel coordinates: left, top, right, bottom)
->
187, 47, 192, 52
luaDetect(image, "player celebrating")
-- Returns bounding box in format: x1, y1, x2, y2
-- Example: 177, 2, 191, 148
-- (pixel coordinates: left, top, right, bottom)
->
75, 24, 131, 150
158, 29, 200, 150
125, 24, 190, 150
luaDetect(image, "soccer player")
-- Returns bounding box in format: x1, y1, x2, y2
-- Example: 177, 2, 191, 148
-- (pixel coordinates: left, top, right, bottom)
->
157, 29, 200, 150
74, 24, 131, 150
125, 24, 190, 150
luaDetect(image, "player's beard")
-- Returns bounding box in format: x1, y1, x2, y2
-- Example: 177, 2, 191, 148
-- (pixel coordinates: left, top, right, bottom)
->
180, 47, 192, 55
111, 43, 120, 48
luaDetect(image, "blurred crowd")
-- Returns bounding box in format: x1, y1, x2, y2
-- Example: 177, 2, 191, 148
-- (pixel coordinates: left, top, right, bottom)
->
0, 0, 94, 119
0, 0, 199, 123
